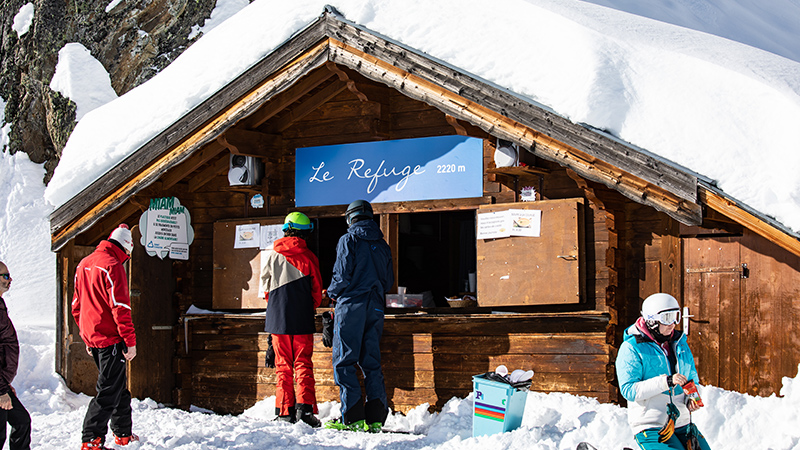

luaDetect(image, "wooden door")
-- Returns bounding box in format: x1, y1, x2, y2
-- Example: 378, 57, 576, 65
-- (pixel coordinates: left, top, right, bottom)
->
128, 226, 176, 403
476, 199, 584, 306
683, 237, 742, 391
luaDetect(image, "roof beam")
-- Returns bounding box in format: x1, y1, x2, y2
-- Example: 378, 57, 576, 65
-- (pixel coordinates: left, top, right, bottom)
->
217, 128, 282, 157
239, 64, 336, 129
265, 79, 349, 132
325, 60, 369, 102
188, 155, 230, 193
701, 188, 800, 258
160, 140, 227, 189
77, 201, 146, 246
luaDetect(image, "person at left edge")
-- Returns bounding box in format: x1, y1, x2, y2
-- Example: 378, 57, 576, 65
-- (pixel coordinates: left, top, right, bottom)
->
260, 212, 324, 427
72, 224, 139, 449
0, 261, 31, 450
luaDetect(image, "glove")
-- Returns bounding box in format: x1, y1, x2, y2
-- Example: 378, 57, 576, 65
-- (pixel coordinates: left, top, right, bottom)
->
265, 334, 275, 368
685, 423, 702, 450
322, 311, 334, 348
658, 402, 680, 443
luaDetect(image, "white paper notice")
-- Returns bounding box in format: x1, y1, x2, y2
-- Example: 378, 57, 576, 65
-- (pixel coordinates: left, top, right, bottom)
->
234, 224, 261, 249
169, 243, 189, 260
477, 209, 542, 239
260, 224, 284, 249
477, 211, 512, 239
509, 209, 541, 237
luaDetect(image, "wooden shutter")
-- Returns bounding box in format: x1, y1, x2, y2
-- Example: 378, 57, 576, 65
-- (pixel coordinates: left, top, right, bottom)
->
476, 198, 584, 306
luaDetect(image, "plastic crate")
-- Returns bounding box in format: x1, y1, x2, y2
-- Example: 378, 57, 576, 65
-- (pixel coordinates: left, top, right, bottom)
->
472, 373, 529, 437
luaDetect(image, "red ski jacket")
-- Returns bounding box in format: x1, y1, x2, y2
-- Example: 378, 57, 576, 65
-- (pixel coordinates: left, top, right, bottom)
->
260, 236, 323, 335
72, 240, 136, 348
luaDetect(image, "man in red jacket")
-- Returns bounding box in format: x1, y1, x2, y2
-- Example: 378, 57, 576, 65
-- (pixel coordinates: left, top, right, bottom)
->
72, 224, 138, 449
0, 261, 31, 450
260, 212, 323, 427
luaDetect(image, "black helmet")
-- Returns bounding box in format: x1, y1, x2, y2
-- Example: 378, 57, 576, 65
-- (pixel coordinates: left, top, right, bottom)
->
345, 200, 373, 225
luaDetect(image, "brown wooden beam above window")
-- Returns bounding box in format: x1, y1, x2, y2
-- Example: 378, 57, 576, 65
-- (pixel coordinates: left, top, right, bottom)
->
217, 128, 282, 157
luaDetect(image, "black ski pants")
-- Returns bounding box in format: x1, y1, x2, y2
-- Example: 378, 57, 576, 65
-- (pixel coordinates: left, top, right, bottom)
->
82, 342, 132, 443
0, 390, 31, 450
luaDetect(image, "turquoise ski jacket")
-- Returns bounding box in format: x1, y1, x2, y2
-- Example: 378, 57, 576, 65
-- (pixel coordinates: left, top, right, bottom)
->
616, 318, 700, 434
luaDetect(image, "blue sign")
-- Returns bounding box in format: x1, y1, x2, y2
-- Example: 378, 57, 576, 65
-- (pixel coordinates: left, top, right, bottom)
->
295, 136, 483, 207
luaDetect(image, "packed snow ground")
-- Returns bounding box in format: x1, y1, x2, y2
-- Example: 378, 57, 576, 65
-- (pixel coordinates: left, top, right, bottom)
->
4, 0, 800, 448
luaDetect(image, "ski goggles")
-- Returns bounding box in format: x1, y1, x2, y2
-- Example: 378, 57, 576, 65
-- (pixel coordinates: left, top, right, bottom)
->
645, 309, 681, 325
282, 221, 314, 232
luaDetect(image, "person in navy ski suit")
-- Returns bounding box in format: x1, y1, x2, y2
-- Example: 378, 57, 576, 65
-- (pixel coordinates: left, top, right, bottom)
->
326, 200, 394, 430
616, 293, 711, 450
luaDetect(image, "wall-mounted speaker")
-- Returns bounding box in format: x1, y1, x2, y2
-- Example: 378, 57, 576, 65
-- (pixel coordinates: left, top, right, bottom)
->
228, 154, 264, 186
494, 139, 519, 167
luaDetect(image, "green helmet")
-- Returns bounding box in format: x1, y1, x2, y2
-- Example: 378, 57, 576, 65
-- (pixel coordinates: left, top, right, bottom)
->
283, 211, 314, 232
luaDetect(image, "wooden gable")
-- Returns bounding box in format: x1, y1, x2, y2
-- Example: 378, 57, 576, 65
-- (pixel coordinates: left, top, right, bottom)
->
49, 7, 800, 260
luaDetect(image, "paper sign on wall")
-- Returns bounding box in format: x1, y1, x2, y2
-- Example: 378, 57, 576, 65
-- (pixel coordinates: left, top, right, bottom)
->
477, 209, 542, 240
260, 224, 283, 250
234, 224, 261, 249
139, 197, 195, 259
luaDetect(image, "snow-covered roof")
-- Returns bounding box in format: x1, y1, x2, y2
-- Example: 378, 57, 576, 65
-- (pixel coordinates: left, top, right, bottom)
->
45, 0, 800, 238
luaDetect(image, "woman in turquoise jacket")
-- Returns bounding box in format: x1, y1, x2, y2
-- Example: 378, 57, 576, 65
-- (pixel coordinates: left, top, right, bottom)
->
616, 293, 711, 450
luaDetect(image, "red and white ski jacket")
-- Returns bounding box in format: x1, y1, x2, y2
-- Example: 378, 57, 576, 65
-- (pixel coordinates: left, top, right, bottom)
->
72, 240, 136, 348
260, 236, 323, 335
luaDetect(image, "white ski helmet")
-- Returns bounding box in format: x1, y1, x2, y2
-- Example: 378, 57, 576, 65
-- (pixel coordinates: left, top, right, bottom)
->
641, 293, 681, 326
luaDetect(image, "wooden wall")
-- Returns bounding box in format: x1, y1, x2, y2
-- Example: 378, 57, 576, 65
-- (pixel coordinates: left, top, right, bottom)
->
181, 312, 610, 414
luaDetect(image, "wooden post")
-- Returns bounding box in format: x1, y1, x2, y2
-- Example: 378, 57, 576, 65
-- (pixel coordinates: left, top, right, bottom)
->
381, 213, 399, 294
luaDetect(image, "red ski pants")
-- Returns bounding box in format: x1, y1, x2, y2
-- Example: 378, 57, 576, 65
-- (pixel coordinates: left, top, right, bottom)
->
272, 333, 317, 415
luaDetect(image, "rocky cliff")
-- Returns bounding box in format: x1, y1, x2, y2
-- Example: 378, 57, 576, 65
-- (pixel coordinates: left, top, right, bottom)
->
0, 0, 228, 182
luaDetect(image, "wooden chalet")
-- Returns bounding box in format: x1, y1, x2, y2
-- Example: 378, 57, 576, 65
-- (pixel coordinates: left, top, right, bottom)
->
51, 7, 800, 414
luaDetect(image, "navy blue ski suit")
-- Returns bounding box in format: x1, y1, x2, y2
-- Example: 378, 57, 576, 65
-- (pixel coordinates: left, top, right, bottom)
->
327, 219, 394, 422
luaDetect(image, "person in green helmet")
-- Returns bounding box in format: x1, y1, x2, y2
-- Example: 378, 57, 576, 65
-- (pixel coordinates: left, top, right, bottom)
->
260, 212, 324, 427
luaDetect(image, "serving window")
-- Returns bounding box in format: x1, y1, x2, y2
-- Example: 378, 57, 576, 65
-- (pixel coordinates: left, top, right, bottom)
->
211, 198, 583, 310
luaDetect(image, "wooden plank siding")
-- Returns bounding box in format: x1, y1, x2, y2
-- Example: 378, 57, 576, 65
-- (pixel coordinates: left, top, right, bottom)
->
180, 313, 610, 414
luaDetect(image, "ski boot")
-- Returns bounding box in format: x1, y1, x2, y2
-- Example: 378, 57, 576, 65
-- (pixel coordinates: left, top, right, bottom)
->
114, 432, 139, 445
80, 437, 112, 449
324, 418, 369, 432
274, 406, 296, 424
295, 403, 321, 428
364, 399, 388, 433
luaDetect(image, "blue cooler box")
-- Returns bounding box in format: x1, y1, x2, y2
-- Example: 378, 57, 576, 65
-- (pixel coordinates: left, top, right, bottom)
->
472, 374, 528, 437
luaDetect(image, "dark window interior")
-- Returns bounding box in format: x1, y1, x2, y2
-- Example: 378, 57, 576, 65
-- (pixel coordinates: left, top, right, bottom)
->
398, 210, 476, 306
310, 211, 476, 308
